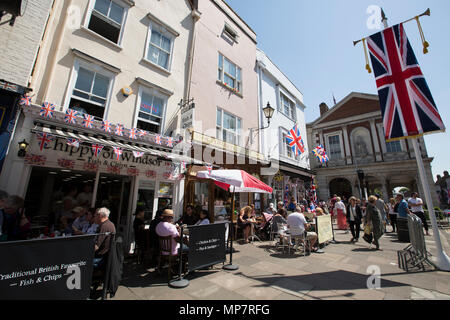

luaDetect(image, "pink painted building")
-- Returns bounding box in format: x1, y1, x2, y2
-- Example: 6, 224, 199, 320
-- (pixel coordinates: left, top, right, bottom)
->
187, 0, 261, 157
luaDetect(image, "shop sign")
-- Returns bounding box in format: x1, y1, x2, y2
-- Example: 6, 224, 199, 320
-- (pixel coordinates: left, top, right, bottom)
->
315, 215, 333, 244
31, 137, 172, 173
187, 223, 226, 271
0, 235, 96, 300
57, 158, 75, 169
181, 107, 194, 130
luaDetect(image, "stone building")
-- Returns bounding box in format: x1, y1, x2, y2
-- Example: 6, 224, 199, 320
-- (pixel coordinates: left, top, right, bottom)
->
306, 92, 438, 205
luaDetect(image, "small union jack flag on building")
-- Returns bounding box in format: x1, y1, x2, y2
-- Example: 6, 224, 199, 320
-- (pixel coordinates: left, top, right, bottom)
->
138, 129, 147, 138
129, 128, 137, 139
66, 138, 80, 148
115, 124, 124, 136
40, 102, 55, 118
154, 134, 162, 145
132, 151, 144, 158
20, 95, 32, 107
102, 120, 112, 133
112, 146, 123, 160
36, 132, 54, 151
64, 109, 78, 124
82, 114, 95, 129
166, 137, 174, 147
285, 124, 305, 156
91, 144, 104, 157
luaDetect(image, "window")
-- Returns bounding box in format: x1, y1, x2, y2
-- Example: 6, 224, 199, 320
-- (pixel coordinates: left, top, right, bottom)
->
216, 109, 242, 145
88, 0, 125, 44
137, 90, 166, 134
386, 140, 402, 153
218, 53, 242, 93
147, 23, 173, 70
280, 92, 295, 119
223, 23, 238, 42
69, 66, 112, 119
328, 135, 342, 160
281, 130, 299, 160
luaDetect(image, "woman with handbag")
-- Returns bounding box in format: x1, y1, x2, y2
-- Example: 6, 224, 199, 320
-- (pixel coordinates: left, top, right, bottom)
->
364, 195, 384, 250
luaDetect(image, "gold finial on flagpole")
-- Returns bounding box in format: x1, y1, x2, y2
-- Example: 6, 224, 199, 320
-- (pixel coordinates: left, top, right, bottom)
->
362, 38, 372, 73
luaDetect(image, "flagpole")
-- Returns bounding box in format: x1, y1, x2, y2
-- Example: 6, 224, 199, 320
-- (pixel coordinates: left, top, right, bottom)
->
381, 9, 450, 271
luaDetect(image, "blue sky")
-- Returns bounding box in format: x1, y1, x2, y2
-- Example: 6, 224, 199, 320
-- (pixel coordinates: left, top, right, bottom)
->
226, 0, 450, 180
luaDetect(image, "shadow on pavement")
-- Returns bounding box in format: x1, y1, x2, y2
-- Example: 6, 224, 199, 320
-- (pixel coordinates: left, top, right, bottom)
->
242, 269, 408, 293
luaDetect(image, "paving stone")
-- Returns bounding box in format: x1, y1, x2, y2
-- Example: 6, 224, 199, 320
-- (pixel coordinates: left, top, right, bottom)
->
349, 288, 386, 300
270, 278, 314, 298
275, 292, 305, 300
234, 284, 284, 300
208, 273, 258, 291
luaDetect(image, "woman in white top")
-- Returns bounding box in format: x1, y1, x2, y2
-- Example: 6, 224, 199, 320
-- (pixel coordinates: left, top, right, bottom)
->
195, 210, 210, 225
334, 197, 348, 231
388, 198, 397, 233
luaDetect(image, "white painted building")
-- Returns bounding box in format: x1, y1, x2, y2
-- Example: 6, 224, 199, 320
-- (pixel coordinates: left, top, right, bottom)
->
255, 48, 313, 206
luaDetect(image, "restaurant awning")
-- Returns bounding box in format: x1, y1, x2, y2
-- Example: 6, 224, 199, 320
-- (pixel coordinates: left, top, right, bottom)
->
30, 121, 202, 165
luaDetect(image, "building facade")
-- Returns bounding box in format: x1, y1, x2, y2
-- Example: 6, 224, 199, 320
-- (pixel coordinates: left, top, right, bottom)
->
182, 0, 267, 219
306, 92, 438, 205
256, 48, 313, 208
0, 0, 198, 248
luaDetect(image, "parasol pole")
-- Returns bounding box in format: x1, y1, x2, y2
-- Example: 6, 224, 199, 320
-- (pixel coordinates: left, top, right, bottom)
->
377, 9, 450, 271
223, 186, 239, 270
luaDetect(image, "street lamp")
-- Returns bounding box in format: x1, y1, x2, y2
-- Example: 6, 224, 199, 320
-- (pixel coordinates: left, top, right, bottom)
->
262, 102, 275, 127
357, 169, 364, 199
17, 139, 29, 158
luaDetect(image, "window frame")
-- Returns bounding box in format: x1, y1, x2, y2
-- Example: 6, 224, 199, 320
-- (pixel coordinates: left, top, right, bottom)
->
84, 0, 129, 46
279, 91, 296, 120
324, 131, 344, 161
144, 20, 176, 72
218, 53, 242, 94
376, 123, 406, 154
63, 58, 115, 120
216, 108, 242, 146
133, 86, 168, 134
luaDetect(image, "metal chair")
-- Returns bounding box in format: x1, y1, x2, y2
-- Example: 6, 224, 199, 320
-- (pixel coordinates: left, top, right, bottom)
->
289, 226, 310, 257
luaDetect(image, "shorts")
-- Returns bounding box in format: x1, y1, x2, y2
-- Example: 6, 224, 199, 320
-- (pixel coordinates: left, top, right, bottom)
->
306, 232, 317, 239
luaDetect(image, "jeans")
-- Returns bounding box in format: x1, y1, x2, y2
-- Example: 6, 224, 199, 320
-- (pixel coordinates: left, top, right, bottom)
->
178, 244, 189, 254
93, 257, 104, 269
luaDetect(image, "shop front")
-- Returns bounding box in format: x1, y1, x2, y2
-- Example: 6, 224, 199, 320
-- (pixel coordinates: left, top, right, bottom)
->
1, 104, 189, 250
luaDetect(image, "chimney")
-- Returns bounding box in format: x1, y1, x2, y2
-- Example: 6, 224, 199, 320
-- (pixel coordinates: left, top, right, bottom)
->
319, 102, 329, 116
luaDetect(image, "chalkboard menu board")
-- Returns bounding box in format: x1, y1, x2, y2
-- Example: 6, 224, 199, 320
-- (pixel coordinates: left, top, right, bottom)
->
187, 223, 226, 271
316, 215, 333, 244
0, 235, 96, 300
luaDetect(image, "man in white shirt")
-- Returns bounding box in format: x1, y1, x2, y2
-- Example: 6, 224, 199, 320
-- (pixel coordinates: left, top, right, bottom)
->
287, 207, 318, 252
408, 192, 430, 235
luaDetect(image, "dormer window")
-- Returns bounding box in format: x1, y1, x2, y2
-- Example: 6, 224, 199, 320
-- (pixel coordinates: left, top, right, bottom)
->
223, 23, 238, 42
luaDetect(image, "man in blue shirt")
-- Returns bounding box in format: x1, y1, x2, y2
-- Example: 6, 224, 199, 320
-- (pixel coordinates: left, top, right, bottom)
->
396, 194, 410, 218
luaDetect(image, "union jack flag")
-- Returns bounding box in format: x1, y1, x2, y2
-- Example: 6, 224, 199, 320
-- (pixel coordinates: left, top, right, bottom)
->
20, 95, 31, 107
166, 137, 174, 147
154, 134, 162, 145
40, 102, 55, 118
36, 132, 54, 151
367, 23, 445, 141
66, 138, 80, 148
138, 129, 147, 138
112, 146, 123, 160
312, 145, 329, 163
132, 151, 144, 158
102, 120, 112, 133
91, 144, 104, 157
285, 124, 305, 156
82, 114, 95, 129
64, 109, 78, 124
115, 124, 124, 136
128, 128, 137, 139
